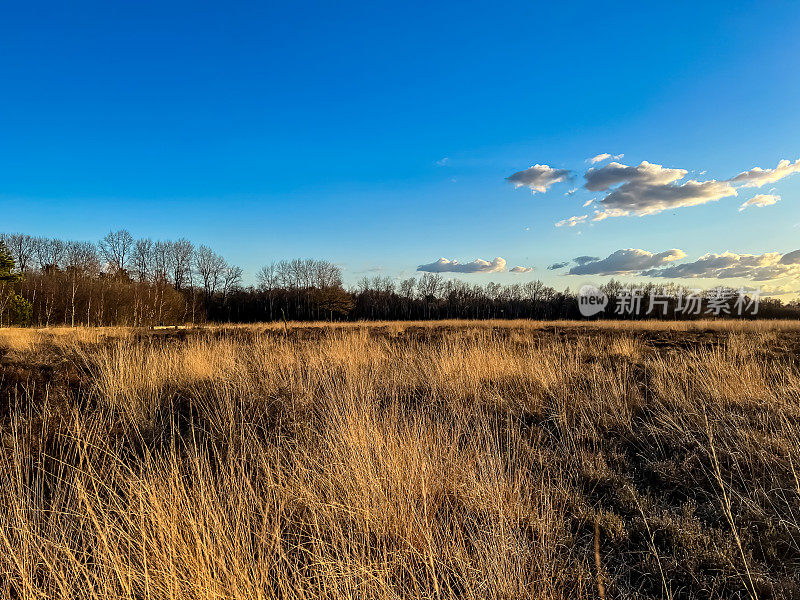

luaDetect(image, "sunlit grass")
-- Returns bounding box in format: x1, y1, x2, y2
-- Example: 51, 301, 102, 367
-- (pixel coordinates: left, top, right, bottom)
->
1, 321, 799, 598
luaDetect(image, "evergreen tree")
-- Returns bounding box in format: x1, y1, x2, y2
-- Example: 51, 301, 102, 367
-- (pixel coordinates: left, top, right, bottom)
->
0, 240, 30, 325
0, 240, 18, 282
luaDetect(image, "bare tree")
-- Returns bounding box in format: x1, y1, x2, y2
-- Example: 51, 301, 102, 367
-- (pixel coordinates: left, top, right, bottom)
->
0, 233, 35, 273
221, 265, 243, 300
288, 258, 309, 289
194, 245, 226, 298
523, 280, 545, 301
99, 229, 134, 274
275, 260, 296, 289
417, 273, 443, 299
29, 237, 65, 325
256, 263, 279, 291
131, 238, 154, 282
33, 237, 66, 272
64, 241, 99, 274
152, 240, 170, 283
399, 277, 416, 299
168, 238, 194, 290
64, 241, 100, 326
312, 260, 343, 288
371, 275, 395, 294
256, 263, 280, 320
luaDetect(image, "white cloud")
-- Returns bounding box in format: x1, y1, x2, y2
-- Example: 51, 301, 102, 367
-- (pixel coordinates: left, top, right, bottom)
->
521, 154, 797, 225
552, 247, 800, 281
584, 161, 687, 191
417, 257, 507, 273
739, 194, 780, 211
588, 153, 624, 164
589, 153, 611, 164
582, 198, 594, 207
506, 164, 570, 194
555, 215, 587, 228
568, 248, 686, 275
730, 158, 800, 188
510, 266, 533, 273
592, 208, 630, 221
600, 179, 737, 215
436, 157, 449, 166
645, 250, 800, 281
581, 160, 737, 218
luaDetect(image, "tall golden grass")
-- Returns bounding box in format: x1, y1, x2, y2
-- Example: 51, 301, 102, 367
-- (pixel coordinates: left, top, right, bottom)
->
0, 321, 799, 598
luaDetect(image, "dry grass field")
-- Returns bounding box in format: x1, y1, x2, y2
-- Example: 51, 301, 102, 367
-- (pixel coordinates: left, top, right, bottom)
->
1, 320, 799, 599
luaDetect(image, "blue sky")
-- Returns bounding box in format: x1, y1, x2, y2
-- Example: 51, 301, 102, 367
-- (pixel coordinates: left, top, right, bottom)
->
2, 1, 800, 293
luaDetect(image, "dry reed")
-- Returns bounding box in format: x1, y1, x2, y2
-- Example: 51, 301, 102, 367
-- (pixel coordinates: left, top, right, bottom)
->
0, 321, 799, 598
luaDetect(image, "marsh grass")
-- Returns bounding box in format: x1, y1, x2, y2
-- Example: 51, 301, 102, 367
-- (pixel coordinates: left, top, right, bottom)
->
0, 321, 799, 598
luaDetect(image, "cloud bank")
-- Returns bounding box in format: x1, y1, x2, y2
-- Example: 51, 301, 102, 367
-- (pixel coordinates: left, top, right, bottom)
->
761, 284, 800, 296
553, 247, 800, 281
510, 265, 533, 273
644, 251, 800, 280
567, 248, 686, 275
507, 154, 799, 225
417, 257, 507, 273
583, 161, 737, 217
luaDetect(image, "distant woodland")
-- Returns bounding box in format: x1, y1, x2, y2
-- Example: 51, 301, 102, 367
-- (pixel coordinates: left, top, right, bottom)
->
1, 230, 798, 326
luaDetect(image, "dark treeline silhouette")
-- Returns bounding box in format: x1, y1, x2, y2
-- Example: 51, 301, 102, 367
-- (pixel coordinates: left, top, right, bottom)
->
1, 230, 799, 326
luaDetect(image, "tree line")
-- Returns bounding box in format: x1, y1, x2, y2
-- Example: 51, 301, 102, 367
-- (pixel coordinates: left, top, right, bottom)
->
0, 231, 237, 326
1, 229, 799, 326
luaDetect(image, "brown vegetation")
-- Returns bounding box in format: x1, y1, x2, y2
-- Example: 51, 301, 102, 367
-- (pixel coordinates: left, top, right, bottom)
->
1, 320, 799, 598
5, 231, 800, 328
